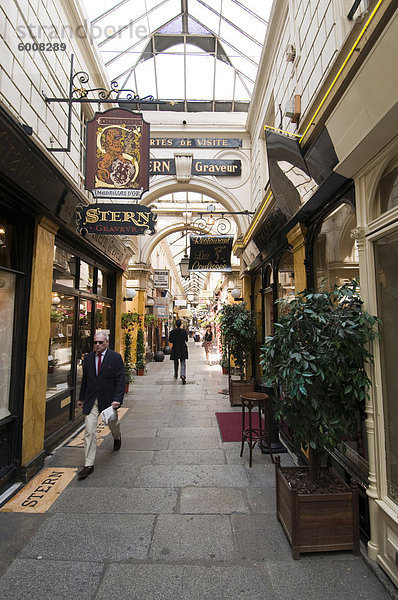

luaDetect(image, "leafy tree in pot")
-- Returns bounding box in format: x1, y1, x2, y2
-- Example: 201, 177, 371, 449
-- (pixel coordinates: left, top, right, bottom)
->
260, 281, 380, 483
124, 331, 135, 385
219, 302, 256, 377
136, 327, 146, 371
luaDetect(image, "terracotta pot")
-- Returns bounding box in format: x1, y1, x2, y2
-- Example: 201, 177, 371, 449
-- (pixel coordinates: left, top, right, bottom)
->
274, 456, 359, 559
222, 366, 228, 374
137, 368, 145, 376
125, 383, 130, 393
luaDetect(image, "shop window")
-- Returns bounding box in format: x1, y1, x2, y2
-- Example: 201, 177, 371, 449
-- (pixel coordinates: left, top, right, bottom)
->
375, 229, 398, 505
95, 301, 111, 333
47, 295, 75, 397
75, 299, 93, 414
0, 222, 11, 268
97, 269, 108, 296
313, 203, 359, 290
80, 261, 94, 292
0, 270, 15, 420
375, 165, 398, 217
53, 247, 76, 288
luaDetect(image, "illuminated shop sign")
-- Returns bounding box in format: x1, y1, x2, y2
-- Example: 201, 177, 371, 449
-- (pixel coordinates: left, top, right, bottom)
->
76, 204, 157, 235
150, 159, 241, 176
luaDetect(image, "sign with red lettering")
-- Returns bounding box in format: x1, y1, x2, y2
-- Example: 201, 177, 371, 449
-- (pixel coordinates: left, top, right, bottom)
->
85, 108, 150, 200
76, 204, 157, 235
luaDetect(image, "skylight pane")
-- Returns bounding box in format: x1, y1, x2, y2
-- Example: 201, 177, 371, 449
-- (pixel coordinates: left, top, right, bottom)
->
214, 61, 234, 100
147, 0, 181, 31
190, 3, 220, 35
219, 22, 260, 60
186, 54, 215, 100
156, 53, 185, 99
234, 75, 252, 101
133, 60, 158, 97
187, 16, 211, 35
158, 16, 183, 34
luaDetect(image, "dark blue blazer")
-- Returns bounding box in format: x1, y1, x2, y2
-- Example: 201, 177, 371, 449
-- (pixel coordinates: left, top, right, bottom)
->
79, 349, 125, 414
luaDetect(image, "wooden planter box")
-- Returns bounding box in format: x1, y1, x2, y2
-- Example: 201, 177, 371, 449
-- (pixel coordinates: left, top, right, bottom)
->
275, 457, 359, 559
229, 379, 255, 406
137, 368, 145, 376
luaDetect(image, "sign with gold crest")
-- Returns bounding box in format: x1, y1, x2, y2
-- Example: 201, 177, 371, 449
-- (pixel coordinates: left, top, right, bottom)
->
85, 108, 150, 199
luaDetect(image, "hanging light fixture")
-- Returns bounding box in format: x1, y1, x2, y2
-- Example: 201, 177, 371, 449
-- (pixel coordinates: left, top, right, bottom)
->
52, 294, 61, 304
179, 209, 190, 279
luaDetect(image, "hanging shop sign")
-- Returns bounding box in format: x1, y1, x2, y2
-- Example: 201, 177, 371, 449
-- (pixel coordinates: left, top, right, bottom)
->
153, 270, 170, 288
85, 108, 150, 199
188, 235, 234, 272
150, 159, 241, 176
76, 204, 156, 235
150, 138, 242, 148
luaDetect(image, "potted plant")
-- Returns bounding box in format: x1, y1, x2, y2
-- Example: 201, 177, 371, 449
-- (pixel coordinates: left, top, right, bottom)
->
219, 302, 257, 405
123, 331, 135, 392
219, 349, 229, 374
260, 281, 379, 558
135, 327, 146, 375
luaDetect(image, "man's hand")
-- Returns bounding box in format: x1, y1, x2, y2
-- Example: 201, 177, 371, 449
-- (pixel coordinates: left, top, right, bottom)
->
111, 402, 121, 410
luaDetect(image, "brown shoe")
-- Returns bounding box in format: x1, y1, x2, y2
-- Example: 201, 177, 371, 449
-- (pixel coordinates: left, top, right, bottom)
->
77, 466, 94, 480
181, 376, 186, 385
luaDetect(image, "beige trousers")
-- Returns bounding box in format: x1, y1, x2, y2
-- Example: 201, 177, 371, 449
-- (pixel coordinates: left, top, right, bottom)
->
84, 400, 121, 467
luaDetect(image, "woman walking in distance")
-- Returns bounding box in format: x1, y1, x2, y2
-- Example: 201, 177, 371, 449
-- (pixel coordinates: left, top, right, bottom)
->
203, 325, 213, 366
169, 319, 189, 384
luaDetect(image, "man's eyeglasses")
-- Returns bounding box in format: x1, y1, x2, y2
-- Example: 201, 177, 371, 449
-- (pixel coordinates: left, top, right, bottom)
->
94, 341, 105, 344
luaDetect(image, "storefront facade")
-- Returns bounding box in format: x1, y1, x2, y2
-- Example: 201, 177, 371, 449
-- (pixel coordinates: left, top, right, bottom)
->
0, 105, 130, 490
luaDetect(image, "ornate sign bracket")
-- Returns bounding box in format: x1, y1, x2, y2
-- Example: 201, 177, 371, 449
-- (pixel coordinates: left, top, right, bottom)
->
42, 54, 168, 152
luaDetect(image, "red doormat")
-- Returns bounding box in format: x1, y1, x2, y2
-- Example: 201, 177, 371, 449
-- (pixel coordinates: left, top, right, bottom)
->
215, 412, 263, 442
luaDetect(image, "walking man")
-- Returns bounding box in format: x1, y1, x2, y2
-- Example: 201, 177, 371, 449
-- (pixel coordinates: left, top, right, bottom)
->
169, 318, 188, 384
76, 331, 125, 479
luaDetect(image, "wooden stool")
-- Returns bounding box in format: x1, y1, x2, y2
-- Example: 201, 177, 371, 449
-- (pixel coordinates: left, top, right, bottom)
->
240, 392, 273, 467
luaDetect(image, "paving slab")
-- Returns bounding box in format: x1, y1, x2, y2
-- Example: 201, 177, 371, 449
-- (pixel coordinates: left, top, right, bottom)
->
0, 513, 45, 576
180, 486, 249, 514
231, 514, 292, 562
50, 486, 178, 514
267, 557, 390, 600
19, 513, 155, 561
168, 437, 221, 449
0, 559, 103, 600
95, 563, 275, 600
153, 449, 226, 465
134, 465, 249, 487
150, 514, 235, 561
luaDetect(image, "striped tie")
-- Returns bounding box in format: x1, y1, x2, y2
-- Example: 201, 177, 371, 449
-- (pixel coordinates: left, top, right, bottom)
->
97, 353, 102, 375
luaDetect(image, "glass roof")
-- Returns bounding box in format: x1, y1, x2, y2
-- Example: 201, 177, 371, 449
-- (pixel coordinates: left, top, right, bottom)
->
82, 0, 272, 111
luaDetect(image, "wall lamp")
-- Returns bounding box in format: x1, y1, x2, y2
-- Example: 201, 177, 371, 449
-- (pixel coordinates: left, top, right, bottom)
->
231, 288, 242, 301
123, 289, 137, 302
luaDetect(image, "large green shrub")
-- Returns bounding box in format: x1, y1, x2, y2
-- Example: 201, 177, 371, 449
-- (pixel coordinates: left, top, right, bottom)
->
260, 282, 379, 482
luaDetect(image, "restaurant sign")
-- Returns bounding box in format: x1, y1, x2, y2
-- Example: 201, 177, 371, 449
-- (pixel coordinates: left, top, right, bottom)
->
76, 204, 157, 235
188, 235, 234, 272
85, 108, 150, 199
